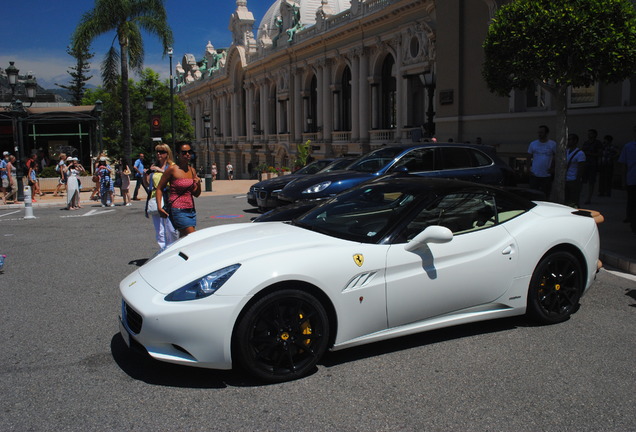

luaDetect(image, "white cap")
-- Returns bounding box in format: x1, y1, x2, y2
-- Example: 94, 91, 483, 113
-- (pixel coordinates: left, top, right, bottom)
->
2, 151, 9, 156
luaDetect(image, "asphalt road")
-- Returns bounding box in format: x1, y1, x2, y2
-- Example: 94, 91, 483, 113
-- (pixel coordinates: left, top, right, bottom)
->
1, 195, 635, 431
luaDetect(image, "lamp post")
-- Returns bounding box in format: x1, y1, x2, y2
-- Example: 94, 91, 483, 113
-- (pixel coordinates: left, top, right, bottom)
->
168, 47, 176, 152
145, 95, 154, 146
422, 71, 436, 138
306, 114, 313, 133
5, 61, 37, 202
203, 114, 212, 191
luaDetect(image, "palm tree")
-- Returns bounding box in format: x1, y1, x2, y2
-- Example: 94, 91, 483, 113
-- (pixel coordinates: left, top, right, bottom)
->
72, 0, 173, 162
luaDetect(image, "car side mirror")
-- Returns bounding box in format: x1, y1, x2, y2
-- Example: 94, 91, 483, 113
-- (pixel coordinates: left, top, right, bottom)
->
404, 225, 453, 252
393, 166, 409, 173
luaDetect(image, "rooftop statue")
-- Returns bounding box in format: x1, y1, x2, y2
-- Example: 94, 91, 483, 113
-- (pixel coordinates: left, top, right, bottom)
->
286, 5, 304, 42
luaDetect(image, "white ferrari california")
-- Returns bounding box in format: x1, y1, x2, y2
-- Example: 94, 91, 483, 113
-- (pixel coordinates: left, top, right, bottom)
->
119, 177, 601, 382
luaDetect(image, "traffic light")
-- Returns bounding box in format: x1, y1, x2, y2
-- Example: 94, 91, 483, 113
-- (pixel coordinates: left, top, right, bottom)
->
151, 114, 162, 137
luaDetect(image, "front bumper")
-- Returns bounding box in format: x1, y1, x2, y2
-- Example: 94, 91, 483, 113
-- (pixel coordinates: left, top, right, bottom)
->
119, 272, 247, 370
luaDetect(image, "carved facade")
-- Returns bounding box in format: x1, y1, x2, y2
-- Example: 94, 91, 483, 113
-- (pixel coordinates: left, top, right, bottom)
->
177, 0, 636, 179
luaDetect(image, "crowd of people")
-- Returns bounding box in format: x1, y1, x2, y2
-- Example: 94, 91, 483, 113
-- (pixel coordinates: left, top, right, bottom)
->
527, 124, 636, 234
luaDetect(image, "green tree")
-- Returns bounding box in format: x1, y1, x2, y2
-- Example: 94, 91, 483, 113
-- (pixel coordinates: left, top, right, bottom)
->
55, 45, 94, 105
482, 0, 636, 203
83, 69, 193, 160
72, 0, 173, 164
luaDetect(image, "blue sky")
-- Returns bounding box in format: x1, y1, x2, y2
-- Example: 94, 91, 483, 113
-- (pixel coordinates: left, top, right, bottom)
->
0, 0, 271, 89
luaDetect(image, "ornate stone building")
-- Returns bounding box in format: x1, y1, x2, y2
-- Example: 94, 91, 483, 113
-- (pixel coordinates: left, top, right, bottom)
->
177, 0, 636, 180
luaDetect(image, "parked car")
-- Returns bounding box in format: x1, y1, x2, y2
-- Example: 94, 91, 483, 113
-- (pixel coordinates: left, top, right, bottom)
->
119, 177, 600, 383
247, 157, 356, 211
277, 143, 516, 205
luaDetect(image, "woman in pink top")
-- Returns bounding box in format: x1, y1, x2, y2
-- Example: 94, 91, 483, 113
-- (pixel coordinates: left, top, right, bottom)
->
156, 143, 201, 238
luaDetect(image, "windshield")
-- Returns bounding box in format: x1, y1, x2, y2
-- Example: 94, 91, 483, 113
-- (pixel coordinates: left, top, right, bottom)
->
347, 147, 404, 173
294, 184, 417, 243
320, 157, 357, 173
296, 160, 333, 175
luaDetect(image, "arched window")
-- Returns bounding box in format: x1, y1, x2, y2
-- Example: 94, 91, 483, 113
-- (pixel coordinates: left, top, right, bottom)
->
381, 55, 396, 129
340, 66, 352, 131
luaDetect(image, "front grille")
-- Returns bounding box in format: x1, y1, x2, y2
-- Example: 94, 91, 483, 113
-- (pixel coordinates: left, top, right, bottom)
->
124, 302, 143, 334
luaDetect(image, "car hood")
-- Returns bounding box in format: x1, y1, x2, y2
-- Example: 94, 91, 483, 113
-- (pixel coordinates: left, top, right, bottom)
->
281, 170, 375, 194
137, 222, 341, 294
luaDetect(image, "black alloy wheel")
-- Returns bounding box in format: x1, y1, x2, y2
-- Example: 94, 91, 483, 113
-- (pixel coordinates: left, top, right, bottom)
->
234, 289, 329, 383
527, 251, 583, 324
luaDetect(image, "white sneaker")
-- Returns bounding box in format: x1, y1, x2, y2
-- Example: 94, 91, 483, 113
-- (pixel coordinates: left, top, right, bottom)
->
125, 203, 131, 206
110, 204, 115, 207
101, 204, 106, 207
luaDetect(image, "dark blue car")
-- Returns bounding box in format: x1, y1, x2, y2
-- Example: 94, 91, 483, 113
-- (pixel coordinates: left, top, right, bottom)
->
277, 143, 515, 205
247, 157, 355, 210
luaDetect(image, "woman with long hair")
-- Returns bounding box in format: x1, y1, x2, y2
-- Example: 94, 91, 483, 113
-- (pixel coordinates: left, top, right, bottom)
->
119, 157, 132, 206
156, 143, 201, 238
147, 143, 179, 249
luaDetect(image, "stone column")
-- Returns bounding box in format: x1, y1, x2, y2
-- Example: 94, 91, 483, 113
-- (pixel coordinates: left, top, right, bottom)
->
351, 52, 360, 142
359, 49, 370, 147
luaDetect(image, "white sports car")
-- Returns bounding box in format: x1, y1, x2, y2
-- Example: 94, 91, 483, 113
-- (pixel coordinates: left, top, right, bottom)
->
119, 177, 601, 382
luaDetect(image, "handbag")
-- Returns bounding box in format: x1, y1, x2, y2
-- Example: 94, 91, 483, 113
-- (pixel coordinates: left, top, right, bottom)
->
146, 197, 158, 213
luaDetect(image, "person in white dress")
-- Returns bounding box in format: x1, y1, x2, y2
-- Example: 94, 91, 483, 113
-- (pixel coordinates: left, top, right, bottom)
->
64, 157, 84, 210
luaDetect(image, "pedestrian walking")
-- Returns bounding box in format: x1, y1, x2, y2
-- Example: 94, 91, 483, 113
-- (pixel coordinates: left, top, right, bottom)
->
527, 125, 556, 199
132, 153, 147, 200
27, 154, 44, 198
3, 155, 17, 204
156, 143, 202, 238
53, 153, 67, 197
146, 143, 178, 250
226, 162, 233, 180
0, 151, 9, 203
118, 158, 132, 206
64, 157, 84, 210
96, 158, 114, 207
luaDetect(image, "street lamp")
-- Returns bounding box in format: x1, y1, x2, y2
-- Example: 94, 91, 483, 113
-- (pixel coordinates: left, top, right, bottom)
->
4, 61, 37, 201
145, 95, 154, 144
203, 113, 212, 191
306, 114, 313, 133
168, 47, 176, 152
422, 71, 436, 138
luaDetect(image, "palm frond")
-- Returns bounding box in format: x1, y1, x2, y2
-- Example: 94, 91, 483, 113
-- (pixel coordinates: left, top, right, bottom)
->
128, 26, 145, 73
101, 46, 121, 90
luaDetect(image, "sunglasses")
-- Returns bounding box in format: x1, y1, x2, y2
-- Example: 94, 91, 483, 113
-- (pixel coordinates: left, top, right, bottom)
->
180, 149, 193, 155
156, 150, 167, 154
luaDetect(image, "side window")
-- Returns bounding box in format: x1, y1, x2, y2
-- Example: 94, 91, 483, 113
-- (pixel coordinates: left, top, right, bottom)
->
441, 147, 472, 169
402, 192, 497, 240
392, 148, 436, 172
494, 192, 530, 223
470, 149, 493, 167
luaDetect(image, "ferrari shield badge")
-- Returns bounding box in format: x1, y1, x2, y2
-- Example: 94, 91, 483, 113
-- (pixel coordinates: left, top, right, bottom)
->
353, 254, 364, 267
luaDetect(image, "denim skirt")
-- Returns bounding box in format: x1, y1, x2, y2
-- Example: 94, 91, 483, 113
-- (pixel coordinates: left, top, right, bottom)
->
169, 208, 196, 230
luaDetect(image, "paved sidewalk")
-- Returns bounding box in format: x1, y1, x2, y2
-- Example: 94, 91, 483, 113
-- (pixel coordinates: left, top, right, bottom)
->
2, 180, 634, 275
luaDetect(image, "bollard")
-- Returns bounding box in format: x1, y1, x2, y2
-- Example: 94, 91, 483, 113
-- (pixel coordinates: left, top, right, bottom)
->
23, 185, 35, 219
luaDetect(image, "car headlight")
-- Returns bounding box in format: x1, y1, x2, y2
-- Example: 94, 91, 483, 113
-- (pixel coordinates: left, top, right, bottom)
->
165, 264, 241, 301
303, 181, 331, 194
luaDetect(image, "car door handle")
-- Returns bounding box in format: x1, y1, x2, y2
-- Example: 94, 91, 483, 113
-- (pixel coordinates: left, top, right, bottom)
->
502, 245, 514, 255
